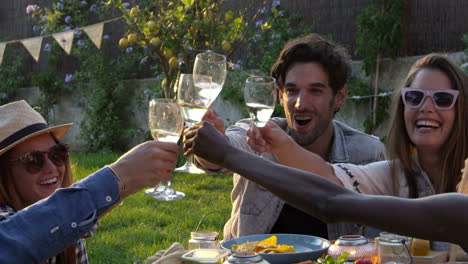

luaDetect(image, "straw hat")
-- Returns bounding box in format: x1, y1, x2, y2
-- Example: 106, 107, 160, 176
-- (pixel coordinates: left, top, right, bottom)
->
0, 100, 73, 156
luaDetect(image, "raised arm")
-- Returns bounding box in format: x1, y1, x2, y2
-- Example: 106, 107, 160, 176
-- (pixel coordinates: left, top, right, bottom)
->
0, 140, 179, 263
246, 121, 341, 185
184, 122, 468, 250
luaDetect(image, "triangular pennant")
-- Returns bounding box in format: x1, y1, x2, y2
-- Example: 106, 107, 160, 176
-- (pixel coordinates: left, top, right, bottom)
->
83, 23, 104, 49
0, 42, 6, 66
52, 31, 74, 55
21, 37, 43, 62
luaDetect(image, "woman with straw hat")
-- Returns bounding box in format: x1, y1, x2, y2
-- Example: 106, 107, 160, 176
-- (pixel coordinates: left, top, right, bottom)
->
0, 100, 179, 263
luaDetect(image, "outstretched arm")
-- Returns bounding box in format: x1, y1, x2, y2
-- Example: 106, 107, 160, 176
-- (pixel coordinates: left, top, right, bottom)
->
246, 121, 341, 185
184, 122, 468, 250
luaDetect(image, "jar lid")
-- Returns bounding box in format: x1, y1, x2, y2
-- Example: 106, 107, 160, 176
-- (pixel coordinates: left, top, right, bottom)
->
191, 231, 219, 240
379, 232, 409, 243
335, 235, 368, 246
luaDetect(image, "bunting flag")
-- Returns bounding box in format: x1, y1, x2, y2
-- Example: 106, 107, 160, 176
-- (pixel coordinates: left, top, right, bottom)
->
21, 37, 43, 62
52, 31, 75, 54
0, 42, 6, 66
83, 23, 104, 49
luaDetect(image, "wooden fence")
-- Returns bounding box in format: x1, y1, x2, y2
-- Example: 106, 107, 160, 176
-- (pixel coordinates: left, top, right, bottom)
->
0, 0, 467, 74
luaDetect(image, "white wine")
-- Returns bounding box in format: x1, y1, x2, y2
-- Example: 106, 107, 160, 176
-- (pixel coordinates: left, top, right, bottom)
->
180, 103, 209, 126
195, 82, 223, 106
246, 102, 274, 127
151, 129, 180, 143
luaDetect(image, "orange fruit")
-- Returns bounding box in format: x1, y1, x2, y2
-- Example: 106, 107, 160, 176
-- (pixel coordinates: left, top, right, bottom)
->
169, 56, 179, 70
119, 38, 129, 48
127, 33, 137, 45
147, 20, 157, 32
150, 37, 161, 47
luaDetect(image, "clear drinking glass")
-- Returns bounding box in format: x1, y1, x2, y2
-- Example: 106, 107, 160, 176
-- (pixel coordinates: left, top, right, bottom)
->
244, 76, 277, 128
145, 98, 185, 201
175, 52, 226, 174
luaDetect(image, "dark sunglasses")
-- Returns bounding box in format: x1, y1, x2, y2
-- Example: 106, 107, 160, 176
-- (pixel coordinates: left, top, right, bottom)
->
10, 143, 69, 174
401, 87, 459, 110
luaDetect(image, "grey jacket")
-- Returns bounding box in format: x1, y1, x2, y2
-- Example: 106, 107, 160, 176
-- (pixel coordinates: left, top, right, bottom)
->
201, 118, 386, 240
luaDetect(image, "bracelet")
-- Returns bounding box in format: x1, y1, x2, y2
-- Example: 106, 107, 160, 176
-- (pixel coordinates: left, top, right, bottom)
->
106, 165, 126, 193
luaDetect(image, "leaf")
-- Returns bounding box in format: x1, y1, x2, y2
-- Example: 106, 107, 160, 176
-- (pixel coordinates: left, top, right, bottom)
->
181, 0, 194, 7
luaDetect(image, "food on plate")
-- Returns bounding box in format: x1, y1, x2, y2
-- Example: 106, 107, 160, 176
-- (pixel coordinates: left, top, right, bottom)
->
231, 235, 296, 253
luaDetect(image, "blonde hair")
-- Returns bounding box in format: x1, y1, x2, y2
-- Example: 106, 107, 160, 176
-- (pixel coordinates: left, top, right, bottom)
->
387, 54, 468, 197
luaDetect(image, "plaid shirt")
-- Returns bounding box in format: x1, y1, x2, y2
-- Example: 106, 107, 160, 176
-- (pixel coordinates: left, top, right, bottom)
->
0, 204, 95, 264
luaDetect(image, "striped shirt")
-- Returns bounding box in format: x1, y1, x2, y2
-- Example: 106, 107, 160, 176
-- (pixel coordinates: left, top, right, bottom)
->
0, 204, 96, 264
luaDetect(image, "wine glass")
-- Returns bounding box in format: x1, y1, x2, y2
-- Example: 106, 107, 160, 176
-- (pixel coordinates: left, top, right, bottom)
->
175, 52, 226, 174
244, 76, 277, 128
145, 98, 185, 201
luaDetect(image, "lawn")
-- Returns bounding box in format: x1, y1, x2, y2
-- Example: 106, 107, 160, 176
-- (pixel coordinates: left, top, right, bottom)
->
71, 152, 233, 263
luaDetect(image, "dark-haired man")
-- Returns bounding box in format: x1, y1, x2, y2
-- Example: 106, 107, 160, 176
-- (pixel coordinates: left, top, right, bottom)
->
192, 33, 385, 240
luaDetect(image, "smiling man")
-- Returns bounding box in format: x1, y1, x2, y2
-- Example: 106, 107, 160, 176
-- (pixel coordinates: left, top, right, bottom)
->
192, 33, 385, 240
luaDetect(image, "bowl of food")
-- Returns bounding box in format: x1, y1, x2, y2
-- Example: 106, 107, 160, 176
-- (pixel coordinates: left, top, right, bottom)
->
182, 248, 230, 264
221, 234, 330, 264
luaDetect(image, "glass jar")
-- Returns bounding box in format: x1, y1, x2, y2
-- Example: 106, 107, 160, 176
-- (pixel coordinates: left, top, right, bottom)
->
189, 231, 220, 250
223, 252, 270, 264
328, 235, 377, 263
378, 232, 412, 264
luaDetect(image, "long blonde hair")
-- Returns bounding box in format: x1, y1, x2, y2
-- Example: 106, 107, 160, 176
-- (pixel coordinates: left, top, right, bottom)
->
387, 54, 468, 197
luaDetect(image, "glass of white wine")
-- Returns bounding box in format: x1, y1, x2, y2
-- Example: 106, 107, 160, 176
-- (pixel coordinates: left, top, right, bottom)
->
146, 98, 185, 201
175, 52, 226, 174
244, 76, 277, 128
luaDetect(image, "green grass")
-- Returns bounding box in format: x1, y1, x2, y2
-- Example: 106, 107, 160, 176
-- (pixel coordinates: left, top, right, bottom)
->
71, 153, 233, 263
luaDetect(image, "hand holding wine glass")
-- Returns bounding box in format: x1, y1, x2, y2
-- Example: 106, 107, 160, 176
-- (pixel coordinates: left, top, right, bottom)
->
146, 98, 185, 201
244, 76, 277, 128
175, 52, 227, 174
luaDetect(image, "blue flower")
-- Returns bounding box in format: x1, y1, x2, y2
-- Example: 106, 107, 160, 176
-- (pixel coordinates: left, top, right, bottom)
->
255, 20, 263, 28
143, 89, 152, 96
234, 60, 242, 70
140, 57, 148, 64
123, 2, 130, 8
65, 16, 72, 24
89, 4, 98, 12
74, 30, 82, 36
57, 2, 63, 10
278, 10, 285, 16
44, 43, 51, 52
272, 0, 280, 7
77, 40, 85, 46
125, 47, 133, 53
81, 1, 87, 5
63, 26, 71, 31
260, 7, 267, 14
33, 25, 39, 32
65, 74, 73, 83
103, 34, 110, 39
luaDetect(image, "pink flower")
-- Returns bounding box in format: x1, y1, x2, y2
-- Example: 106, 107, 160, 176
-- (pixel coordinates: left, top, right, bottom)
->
26, 4, 40, 15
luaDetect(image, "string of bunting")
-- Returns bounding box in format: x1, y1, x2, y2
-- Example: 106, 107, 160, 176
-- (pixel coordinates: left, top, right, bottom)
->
0, 17, 122, 65
348, 91, 394, 99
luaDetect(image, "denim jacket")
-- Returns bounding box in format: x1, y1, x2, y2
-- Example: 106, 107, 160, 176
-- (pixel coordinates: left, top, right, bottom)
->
0, 168, 120, 263
201, 118, 385, 240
